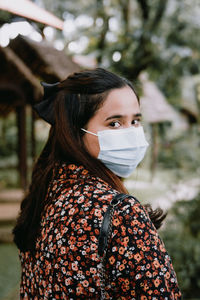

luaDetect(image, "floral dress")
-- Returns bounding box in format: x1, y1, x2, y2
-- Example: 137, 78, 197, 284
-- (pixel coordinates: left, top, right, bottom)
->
19, 163, 182, 299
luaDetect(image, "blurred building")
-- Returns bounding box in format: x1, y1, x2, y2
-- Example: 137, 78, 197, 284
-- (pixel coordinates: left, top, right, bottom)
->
139, 72, 189, 174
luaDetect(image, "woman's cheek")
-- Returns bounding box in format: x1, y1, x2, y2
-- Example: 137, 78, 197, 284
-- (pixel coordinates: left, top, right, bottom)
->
83, 134, 100, 158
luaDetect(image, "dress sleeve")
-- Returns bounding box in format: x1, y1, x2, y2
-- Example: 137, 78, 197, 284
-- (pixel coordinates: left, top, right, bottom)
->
104, 196, 182, 299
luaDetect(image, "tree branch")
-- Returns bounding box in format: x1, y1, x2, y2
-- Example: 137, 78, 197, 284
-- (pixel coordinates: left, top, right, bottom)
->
150, 0, 168, 31
136, 0, 149, 21
95, 0, 110, 64
119, 0, 130, 34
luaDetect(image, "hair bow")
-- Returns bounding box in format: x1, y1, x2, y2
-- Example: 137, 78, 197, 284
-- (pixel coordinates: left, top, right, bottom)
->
33, 81, 60, 125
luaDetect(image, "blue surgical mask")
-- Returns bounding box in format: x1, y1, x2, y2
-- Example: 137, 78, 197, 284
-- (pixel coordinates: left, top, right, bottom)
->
81, 126, 149, 178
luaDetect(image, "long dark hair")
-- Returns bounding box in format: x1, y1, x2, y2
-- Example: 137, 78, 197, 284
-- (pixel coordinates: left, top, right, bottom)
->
13, 68, 166, 252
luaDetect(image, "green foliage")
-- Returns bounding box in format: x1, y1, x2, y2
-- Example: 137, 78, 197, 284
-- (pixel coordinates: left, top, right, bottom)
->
1, 0, 199, 103
157, 125, 200, 172
0, 115, 17, 157
43, 0, 200, 109
0, 244, 20, 299
160, 193, 200, 298
0, 10, 13, 26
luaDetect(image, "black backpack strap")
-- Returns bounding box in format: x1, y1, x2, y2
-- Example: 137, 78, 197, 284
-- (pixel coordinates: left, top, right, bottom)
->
98, 193, 130, 257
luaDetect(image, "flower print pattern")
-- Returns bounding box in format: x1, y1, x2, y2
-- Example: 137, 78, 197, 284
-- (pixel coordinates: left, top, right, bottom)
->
19, 163, 181, 299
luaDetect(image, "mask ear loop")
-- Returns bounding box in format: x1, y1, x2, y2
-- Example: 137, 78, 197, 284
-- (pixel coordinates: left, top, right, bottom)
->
81, 128, 98, 136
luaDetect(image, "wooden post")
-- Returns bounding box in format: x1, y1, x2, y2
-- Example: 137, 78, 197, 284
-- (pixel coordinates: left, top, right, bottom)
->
0, 118, 6, 149
31, 108, 36, 165
150, 123, 159, 179
16, 105, 27, 190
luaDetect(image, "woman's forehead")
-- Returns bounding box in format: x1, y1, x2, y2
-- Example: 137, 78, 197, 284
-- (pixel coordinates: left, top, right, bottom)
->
97, 86, 140, 117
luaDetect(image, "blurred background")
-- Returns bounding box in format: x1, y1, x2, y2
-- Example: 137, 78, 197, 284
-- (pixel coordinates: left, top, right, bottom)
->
0, 0, 200, 299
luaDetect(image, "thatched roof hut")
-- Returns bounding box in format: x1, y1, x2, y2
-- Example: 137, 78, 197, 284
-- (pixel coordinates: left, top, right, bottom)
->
180, 75, 200, 124
139, 73, 188, 175
9, 35, 80, 82
139, 73, 188, 131
0, 35, 80, 189
0, 45, 41, 116
0, 35, 80, 115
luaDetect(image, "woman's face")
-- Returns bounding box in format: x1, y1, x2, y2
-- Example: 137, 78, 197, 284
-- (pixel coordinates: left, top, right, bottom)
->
83, 86, 141, 158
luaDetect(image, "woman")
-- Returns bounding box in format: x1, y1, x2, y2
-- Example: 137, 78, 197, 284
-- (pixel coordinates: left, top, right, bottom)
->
13, 68, 181, 299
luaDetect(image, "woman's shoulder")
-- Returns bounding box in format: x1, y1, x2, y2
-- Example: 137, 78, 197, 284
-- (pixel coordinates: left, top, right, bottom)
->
51, 163, 117, 202
44, 163, 120, 219
106, 194, 157, 240
114, 195, 148, 217
49, 163, 150, 225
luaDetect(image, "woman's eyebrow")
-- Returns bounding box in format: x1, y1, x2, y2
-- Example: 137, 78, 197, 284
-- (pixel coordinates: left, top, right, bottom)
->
105, 113, 142, 121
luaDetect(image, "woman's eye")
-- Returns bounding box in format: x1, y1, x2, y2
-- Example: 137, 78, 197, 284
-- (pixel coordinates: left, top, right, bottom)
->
132, 119, 141, 126
109, 121, 121, 128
